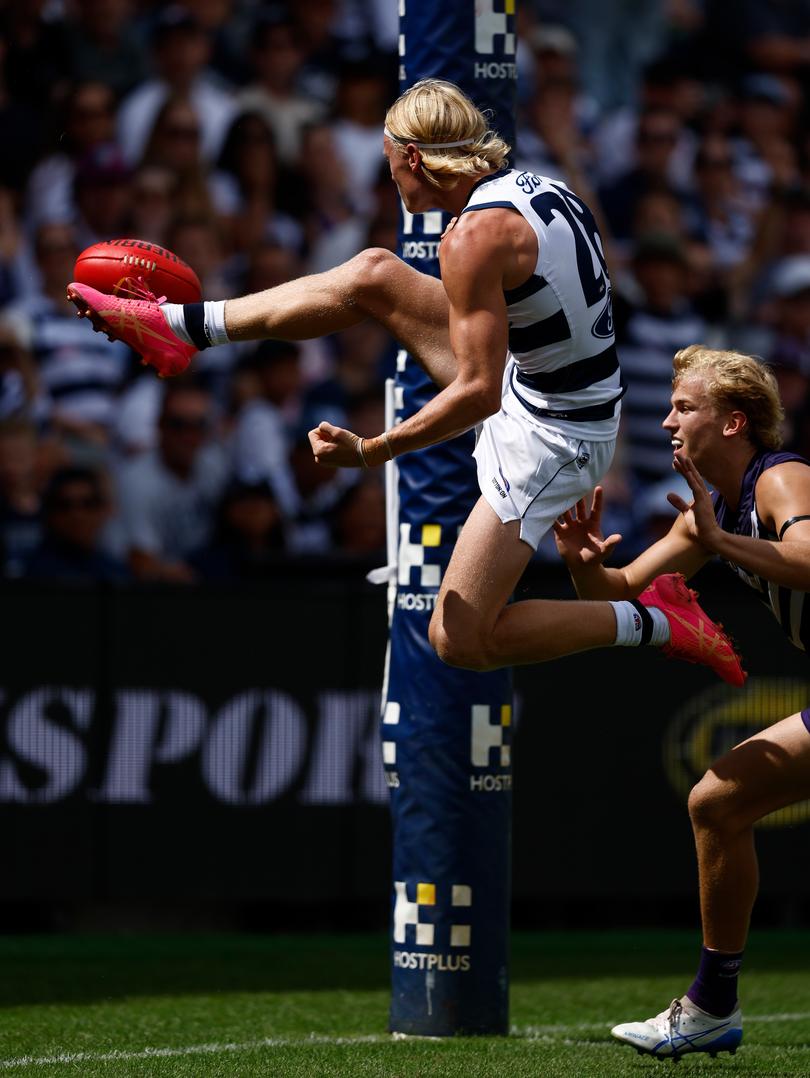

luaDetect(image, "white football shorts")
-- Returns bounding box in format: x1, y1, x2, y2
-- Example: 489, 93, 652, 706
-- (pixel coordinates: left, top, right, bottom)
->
473, 375, 617, 552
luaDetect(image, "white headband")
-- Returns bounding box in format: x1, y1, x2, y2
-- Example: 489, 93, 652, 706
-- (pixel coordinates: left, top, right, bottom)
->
384, 126, 477, 150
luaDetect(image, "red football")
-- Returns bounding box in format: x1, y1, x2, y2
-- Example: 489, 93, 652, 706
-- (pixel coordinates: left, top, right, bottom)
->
73, 238, 203, 303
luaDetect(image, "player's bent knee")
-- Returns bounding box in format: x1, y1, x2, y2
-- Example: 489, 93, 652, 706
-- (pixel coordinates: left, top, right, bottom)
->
349, 248, 399, 306
688, 773, 740, 832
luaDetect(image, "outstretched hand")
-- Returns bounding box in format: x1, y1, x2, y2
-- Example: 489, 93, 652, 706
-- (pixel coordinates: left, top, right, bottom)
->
309, 421, 365, 468
668, 450, 721, 550
552, 486, 622, 568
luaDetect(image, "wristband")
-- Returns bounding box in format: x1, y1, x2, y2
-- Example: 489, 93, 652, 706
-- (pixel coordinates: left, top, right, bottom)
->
355, 436, 369, 468
382, 430, 395, 461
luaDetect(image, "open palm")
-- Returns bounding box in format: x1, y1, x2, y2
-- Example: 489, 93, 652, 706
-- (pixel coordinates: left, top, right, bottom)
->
553, 487, 622, 567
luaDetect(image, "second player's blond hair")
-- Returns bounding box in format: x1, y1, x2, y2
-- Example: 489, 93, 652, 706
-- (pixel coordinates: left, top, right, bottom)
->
384, 79, 511, 190
673, 345, 784, 450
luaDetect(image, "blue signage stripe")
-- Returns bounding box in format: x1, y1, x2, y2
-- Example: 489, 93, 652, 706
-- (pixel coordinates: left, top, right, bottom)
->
508, 308, 571, 353
504, 274, 547, 304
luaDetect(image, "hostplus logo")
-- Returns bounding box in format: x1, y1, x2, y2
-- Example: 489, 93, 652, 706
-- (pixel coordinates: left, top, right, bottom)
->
397, 522, 442, 613
400, 204, 443, 263
470, 703, 512, 792
398, 0, 516, 96
381, 700, 400, 789
392, 880, 472, 972
474, 0, 517, 80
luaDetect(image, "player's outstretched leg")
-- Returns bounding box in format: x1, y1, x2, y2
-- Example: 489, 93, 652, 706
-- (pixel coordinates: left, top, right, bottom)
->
68, 249, 455, 385
611, 997, 742, 1060
639, 573, 746, 687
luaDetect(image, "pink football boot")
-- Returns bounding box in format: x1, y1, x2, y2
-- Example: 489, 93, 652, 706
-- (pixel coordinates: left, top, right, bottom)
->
640, 573, 747, 687
66, 282, 197, 377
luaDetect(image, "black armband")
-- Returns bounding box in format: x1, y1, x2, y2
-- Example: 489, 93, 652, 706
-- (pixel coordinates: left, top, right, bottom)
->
778, 515, 810, 540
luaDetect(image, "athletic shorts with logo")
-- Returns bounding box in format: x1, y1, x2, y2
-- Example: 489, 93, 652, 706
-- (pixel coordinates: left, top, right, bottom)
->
474, 360, 617, 551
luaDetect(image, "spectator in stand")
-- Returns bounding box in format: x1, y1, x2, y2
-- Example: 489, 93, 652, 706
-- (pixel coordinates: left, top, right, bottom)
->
597, 107, 687, 250
684, 135, 757, 281
25, 81, 117, 231
293, 121, 359, 271
593, 56, 701, 191
291, 0, 348, 108
331, 473, 386, 557
0, 318, 41, 424
4, 223, 133, 454
630, 184, 687, 243
516, 74, 596, 187
72, 141, 133, 249
126, 165, 176, 247
116, 4, 236, 169
182, 0, 248, 88
231, 340, 302, 517
165, 215, 230, 299
111, 380, 227, 581
237, 14, 326, 167
22, 465, 128, 583
213, 111, 303, 256
63, 0, 148, 97
188, 475, 285, 579
138, 95, 218, 220
0, 418, 43, 578
565, 0, 673, 112
731, 74, 802, 211
331, 60, 393, 215
517, 25, 600, 182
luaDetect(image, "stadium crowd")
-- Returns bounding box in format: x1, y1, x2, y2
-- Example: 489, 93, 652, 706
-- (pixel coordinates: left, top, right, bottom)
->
1, 0, 810, 581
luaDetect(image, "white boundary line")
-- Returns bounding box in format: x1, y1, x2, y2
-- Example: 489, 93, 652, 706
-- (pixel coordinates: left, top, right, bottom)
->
2, 1014, 809, 1070
0, 1036, 388, 1071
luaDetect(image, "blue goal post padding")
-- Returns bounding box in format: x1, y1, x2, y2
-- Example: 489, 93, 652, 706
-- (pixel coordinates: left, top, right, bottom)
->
383, 0, 517, 1037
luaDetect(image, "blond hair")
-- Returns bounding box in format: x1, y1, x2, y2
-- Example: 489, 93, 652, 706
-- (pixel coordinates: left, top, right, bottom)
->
673, 345, 785, 450
384, 78, 510, 190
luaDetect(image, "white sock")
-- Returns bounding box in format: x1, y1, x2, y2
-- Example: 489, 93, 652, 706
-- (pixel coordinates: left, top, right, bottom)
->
161, 302, 195, 345
609, 600, 670, 647
203, 300, 230, 345
160, 300, 230, 348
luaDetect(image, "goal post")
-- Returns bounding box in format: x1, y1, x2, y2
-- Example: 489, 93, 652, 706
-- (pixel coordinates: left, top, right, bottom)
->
381, 0, 517, 1037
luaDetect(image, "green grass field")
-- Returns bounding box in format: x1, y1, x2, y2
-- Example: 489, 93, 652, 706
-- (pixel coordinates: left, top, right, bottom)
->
1, 931, 809, 1076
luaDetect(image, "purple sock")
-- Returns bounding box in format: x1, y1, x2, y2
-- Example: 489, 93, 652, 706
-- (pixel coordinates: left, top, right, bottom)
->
686, 946, 743, 1017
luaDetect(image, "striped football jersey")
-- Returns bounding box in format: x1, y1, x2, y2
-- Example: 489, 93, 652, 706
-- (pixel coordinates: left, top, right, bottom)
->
714, 450, 810, 652
461, 168, 623, 440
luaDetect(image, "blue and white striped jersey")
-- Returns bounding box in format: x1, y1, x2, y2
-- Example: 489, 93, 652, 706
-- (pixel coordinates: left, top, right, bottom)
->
461, 168, 622, 441
714, 450, 810, 653
7, 295, 132, 428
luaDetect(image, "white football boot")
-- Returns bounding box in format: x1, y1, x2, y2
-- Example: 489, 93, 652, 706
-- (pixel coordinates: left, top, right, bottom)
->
611, 996, 742, 1060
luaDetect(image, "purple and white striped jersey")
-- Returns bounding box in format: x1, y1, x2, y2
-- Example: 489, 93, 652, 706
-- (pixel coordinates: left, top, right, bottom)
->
713, 450, 810, 653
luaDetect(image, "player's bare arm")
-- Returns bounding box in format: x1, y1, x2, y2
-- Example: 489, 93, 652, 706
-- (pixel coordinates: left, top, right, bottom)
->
672, 452, 810, 590
310, 213, 512, 469
554, 486, 710, 600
